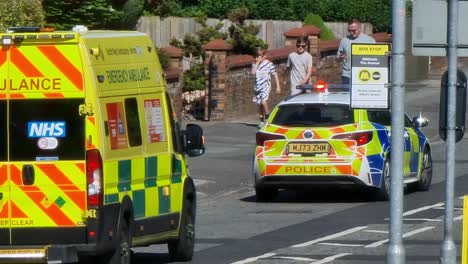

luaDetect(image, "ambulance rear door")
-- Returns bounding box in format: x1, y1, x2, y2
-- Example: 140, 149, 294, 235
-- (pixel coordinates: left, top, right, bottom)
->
1, 34, 88, 245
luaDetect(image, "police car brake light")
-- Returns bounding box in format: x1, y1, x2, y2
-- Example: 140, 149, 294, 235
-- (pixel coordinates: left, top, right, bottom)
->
256, 132, 285, 146
332, 131, 373, 146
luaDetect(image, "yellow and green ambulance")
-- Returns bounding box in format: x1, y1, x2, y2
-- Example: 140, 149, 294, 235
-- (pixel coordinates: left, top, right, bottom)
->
0, 26, 204, 263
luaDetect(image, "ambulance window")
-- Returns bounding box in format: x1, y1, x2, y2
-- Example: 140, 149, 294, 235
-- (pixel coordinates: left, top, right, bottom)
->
125, 98, 142, 147
9, 99, 85, 161
0, 101, 6, 161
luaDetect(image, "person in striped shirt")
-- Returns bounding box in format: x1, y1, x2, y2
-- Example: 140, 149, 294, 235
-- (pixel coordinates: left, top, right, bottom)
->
252, 48, 281, 128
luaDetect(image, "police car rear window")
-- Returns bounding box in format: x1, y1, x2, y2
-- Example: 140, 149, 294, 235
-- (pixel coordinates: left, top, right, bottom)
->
9, 99, 85, 161
272, 104, 354, 127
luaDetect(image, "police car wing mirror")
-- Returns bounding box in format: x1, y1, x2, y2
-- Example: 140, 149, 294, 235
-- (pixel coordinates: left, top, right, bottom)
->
184, 124, 205, 157
413, 113, 428, 128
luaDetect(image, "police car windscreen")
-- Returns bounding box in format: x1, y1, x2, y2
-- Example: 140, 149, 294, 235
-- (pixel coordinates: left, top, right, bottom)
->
272, 104, 354, 127
9, 99, 85, 161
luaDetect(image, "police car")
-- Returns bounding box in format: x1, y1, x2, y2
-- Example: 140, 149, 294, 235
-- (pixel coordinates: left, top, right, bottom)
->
253, 83, 432, 201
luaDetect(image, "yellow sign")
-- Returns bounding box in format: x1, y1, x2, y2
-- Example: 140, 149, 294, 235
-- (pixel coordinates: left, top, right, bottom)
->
358, 70, 371, 81
352, 44, 390, 56
462, 196, 468, 264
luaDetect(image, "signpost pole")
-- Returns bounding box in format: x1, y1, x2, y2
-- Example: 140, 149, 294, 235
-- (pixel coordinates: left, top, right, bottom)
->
386, 0, 406, 263
439, 0, 458, 262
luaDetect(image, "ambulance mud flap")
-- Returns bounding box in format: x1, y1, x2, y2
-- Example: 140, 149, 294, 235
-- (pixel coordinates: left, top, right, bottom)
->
78, 202, 129, 259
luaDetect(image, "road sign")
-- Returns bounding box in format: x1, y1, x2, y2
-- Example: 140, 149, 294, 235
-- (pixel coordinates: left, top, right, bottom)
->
412, 0, 468, 56
350, 43, 391, 109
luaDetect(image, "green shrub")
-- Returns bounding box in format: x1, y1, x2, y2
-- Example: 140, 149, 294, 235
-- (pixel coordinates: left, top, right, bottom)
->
226, 7, 266, 55
183, 64, 206, 92
0, 0, 43, 31
303, 13, 336, 41
156, 48, 171, 70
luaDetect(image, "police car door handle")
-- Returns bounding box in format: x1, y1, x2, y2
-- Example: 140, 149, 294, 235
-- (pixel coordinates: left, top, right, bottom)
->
22, 165, 35, 185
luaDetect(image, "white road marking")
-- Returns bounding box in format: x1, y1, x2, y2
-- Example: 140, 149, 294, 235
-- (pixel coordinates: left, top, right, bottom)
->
292, 226, 367, 248
318, 242, 363, 247
273, 256, 316, 261
363, 229, 389, 234
383, 218, 442, 222
193, 179, 215, 186
403, 218, 442, 222
310, 253, 352, 264
365, 226, 435, 248
230, 253, 276, 264
403, 202, 444, 216
454, 215, 463, 221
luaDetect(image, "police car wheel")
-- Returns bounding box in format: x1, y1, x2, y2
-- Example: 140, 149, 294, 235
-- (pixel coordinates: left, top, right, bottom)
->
376, 159, 391, 201
255, 186, 278, 202
168, 193, 195, 261
416, 147, 432, 191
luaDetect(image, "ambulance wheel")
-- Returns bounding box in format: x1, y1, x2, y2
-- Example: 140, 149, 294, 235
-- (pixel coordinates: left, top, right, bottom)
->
416, 147, 432, 191
109, 212, 133, 264
168, 189, 196, 261
376, 159, 391, 201
255, 186, 278, 202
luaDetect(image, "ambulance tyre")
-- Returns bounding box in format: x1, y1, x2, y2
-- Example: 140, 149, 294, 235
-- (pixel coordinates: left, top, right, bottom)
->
109, 199, 134, 264
168, 180, 196, 262
255, 186, 278, 202
416, 146, 432, 191
376, 158, 391, 201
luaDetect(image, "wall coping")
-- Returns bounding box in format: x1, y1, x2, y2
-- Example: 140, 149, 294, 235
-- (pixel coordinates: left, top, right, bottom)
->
319, 32, 392, 52
164, 67, 182, 80
160, 46, 183, 58
227, 54, 255, 69
284, 25, 320, 37
202, 39, 233, 51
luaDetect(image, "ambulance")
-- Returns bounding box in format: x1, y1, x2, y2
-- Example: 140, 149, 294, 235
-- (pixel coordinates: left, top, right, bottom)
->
0, 26, 205, 263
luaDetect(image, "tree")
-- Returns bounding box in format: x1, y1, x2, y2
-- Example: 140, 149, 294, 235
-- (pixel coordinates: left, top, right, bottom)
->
303, 13, 335, 41
226, 7, 266, 55
170, 11, 227, 57
43, 0, 144, 30
0, 0, 44, 31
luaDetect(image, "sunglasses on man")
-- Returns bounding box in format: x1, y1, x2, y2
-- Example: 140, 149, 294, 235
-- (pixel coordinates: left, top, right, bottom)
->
296, 44, 306, 48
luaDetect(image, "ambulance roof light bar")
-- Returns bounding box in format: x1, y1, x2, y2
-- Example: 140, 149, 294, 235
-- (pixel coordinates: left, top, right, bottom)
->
2, 36, 12, 46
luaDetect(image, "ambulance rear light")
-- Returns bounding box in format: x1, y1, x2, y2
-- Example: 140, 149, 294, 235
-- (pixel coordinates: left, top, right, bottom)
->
332, 131, 373, 146
256, 132, 286, 146
86, 149, 103, 207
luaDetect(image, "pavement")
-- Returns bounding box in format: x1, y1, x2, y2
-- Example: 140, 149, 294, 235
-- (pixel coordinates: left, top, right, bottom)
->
183, 78, 442, 127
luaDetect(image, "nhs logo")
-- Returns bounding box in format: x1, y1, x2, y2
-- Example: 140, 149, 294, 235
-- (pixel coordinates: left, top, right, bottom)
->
28, 122, 66, 138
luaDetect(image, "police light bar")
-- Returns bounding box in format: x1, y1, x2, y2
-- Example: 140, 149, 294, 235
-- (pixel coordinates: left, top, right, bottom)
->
296, 80, 330, 94
296, 82, 350, 92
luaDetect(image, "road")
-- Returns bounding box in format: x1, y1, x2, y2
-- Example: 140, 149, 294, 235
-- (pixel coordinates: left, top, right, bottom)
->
133, 78, 468, 263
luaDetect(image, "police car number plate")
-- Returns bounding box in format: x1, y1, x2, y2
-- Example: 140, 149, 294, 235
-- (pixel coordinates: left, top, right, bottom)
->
287, 143, 329, 154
